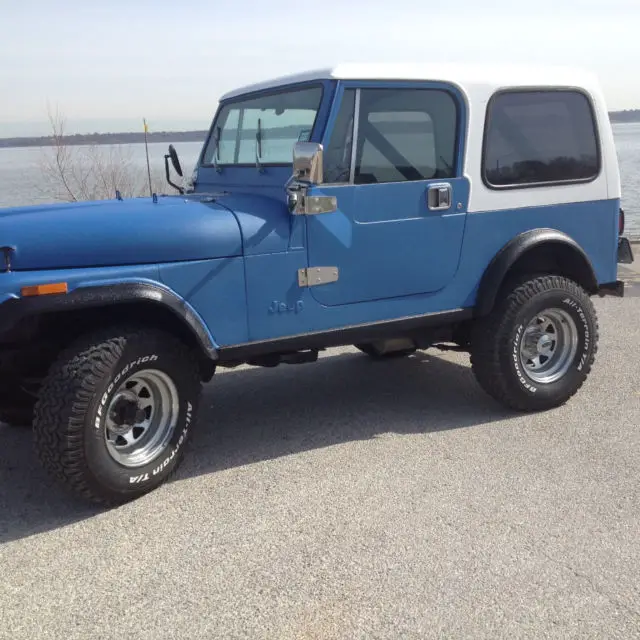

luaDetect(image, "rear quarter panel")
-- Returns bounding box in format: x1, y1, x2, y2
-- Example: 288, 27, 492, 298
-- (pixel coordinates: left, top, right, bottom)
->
457, 79, 620, 298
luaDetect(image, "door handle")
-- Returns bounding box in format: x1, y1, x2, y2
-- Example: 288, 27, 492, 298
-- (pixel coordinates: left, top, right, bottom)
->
427, 183, 452, 211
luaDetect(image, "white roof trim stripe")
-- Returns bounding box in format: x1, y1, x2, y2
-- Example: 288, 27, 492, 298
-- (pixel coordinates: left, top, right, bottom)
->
219, 63, 601, 101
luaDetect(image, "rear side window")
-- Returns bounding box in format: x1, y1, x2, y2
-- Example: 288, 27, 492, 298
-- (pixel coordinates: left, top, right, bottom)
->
483, 90, 599, 188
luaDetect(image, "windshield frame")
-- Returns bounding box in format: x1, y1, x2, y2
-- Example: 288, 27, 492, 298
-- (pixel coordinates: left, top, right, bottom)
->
199, 81, 326, 170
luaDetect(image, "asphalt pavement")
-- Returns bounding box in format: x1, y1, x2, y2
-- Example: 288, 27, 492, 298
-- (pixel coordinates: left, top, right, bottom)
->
1, 282, 639, 639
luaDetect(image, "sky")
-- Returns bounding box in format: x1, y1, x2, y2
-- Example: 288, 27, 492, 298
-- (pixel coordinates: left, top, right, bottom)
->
1, 0, 639, 137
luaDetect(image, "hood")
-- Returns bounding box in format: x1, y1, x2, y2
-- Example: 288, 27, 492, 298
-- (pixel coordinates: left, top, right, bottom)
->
0, 195, 242, 271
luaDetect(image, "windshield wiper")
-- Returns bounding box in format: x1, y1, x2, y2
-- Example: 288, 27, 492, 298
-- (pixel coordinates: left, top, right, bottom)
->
255, 118, 264, 173
213, 126, 222, 173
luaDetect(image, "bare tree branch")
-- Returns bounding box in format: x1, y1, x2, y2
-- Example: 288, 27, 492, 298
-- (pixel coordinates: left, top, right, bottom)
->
44, 103, 78, 202
38, 106, 168, 203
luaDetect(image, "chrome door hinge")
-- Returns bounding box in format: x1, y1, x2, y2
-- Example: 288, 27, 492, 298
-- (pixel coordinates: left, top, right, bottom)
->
298, 266, 339, 287
290, 193, 338, 215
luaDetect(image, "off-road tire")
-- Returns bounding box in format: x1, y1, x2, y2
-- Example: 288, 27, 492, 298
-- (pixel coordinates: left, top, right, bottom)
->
355, 343, 417, 359
470, 275, 598, 411
33, 326, 202, 505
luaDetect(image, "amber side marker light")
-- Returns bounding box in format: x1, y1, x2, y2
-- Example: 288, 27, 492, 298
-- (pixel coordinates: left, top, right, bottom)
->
21, 282, 69, 297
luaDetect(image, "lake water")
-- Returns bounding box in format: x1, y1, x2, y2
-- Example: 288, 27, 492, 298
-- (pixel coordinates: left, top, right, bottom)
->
0, 124, 639, 238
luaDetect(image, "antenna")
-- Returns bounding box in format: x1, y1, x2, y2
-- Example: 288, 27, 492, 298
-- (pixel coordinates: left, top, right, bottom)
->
143, 118, 153, 197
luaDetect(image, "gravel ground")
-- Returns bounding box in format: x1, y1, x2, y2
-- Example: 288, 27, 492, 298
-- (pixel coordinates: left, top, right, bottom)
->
1, 289, 639, 639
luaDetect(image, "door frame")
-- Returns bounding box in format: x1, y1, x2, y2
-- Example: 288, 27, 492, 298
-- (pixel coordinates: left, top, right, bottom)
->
301, 80, 471, 306
318, 79, 469, 188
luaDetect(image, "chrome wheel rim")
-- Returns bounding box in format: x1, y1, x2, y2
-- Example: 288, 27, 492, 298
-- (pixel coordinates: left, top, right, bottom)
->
519, 309, 578, 384
104, 369, 179, 468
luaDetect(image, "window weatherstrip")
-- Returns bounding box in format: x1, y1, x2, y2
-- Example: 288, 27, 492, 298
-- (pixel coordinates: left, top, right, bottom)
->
233, 109, 244, 164
348, 89, 361, 184
481, 88, 601, 190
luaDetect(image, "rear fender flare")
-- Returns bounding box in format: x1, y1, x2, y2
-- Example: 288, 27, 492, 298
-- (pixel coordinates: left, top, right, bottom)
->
475, 229, 598, 316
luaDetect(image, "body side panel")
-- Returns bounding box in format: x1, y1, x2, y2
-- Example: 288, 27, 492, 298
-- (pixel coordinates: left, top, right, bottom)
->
158, 257, 248, 347
240, 199, 618, 345
215, 193, 303, 255
244, 251, 310, 342
306, 181, 469, 303
0, 201, 618, 351
456, 199, 620, 299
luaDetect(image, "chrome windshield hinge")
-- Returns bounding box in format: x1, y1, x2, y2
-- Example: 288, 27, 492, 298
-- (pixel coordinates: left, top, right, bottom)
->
289, 191, 337, 216
298, 267, 339, 288
302, 195, 337, 215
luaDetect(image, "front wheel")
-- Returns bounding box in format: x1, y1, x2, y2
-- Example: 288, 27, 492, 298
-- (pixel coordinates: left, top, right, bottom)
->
470, 275, 599, 411
33, 326, 202, 505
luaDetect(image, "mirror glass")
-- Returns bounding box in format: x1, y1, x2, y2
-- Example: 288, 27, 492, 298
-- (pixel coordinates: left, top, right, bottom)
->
292, 142, 323, 184
168, 144, 183, 177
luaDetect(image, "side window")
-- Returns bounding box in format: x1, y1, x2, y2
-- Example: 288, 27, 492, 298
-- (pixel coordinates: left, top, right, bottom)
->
323, 89, 356, 184
354, 89, 457, 185
483, 91, 600, 187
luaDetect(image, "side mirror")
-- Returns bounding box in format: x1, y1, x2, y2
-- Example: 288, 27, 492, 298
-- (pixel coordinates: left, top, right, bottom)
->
164, 145, 184, 194
168, 144, 183, 177
292, 142, 324, 185
164, 144, 184, 193
287, 142, 336, 216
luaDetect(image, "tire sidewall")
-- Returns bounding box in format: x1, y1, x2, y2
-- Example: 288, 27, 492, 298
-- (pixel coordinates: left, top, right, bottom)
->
83, 340, 199, 498
503, 287, 595, 403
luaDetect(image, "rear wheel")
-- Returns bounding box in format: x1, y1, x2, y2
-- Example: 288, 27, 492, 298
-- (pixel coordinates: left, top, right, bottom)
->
33, 326, 202, 505
470, 275, 598, 411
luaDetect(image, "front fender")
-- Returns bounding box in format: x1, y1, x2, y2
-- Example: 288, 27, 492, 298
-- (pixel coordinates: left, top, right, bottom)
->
0, 281, 218, 361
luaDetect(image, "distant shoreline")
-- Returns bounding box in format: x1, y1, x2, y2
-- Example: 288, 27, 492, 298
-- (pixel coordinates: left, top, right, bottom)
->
610, 109, 640, 124
1, 110, 639, 149
0, 130, 209, 149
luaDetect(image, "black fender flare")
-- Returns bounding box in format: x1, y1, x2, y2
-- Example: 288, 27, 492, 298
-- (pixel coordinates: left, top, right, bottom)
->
475, 228, 598, 316
0, 281, 218, 361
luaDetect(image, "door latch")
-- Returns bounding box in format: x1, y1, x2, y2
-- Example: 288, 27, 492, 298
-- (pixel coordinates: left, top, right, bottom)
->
427, 183, 452, 211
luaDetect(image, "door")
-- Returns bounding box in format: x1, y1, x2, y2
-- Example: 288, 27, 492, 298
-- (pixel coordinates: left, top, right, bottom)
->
305, 84, 469, 307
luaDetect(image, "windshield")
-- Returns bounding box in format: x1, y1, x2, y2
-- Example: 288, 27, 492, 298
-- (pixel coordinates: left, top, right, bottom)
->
202, 85, 323, 166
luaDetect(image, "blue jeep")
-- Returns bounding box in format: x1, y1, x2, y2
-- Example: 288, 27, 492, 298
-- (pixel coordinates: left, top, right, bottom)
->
0, 64, 634, 504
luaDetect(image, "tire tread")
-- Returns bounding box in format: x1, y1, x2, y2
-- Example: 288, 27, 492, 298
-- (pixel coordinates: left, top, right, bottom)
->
470, 275, 599, 411
33, 325, 201, 505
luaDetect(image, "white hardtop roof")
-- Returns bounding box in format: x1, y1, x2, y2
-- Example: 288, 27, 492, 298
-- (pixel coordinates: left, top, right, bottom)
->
220, 63, 601, 101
